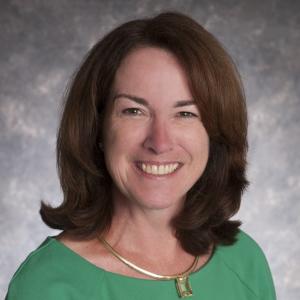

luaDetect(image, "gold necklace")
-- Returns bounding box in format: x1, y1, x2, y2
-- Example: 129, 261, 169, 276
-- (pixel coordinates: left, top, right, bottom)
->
98, 236, 199, 298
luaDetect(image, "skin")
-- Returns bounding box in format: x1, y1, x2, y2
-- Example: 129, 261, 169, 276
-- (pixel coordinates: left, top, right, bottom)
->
103, 46, 209, 214
58, 47, 211, 277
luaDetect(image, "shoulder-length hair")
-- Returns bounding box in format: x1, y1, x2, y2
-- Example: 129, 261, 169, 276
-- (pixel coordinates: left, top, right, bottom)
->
41, 11, 249, 256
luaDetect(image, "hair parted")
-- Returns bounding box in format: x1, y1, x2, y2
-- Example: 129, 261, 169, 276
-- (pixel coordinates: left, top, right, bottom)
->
40, 11, 249, 255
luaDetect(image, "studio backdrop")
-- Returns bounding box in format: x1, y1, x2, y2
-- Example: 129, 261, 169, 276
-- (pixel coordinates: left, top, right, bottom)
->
0, 1, 299, 300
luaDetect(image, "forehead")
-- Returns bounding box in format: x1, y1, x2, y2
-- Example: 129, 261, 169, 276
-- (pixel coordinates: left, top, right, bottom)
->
112, 47, 192, 99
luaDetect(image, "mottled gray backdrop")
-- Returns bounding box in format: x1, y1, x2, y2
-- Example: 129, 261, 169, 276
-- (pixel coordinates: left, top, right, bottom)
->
0, 0, 299, 299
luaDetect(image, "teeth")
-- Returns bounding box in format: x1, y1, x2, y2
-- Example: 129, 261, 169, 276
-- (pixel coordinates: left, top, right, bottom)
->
140, 163, 179, 175
158, 165, 164, 175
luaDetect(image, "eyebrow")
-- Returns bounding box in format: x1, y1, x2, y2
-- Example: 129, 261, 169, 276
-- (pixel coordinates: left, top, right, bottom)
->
112, 93, 196, 108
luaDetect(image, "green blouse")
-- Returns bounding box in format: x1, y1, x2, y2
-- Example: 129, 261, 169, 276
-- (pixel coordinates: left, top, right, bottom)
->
5, 230, 276, 299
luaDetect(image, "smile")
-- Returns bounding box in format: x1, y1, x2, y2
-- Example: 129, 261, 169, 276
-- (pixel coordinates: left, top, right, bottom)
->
136, 162, 180, 176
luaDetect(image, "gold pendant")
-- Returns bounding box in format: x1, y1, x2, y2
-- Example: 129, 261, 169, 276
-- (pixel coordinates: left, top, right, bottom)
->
175, 276, 193, 298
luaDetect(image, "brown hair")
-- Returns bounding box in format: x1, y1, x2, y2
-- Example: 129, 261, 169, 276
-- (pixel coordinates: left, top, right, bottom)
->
40, 11, 249, 255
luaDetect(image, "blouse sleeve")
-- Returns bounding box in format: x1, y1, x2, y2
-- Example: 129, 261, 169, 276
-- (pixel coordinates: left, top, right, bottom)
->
5, 275, 70, 300
216, 230, 277, 300
255, 248, 277, 300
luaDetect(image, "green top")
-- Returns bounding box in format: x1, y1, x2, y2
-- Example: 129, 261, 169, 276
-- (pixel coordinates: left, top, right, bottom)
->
6, 230, 276, 300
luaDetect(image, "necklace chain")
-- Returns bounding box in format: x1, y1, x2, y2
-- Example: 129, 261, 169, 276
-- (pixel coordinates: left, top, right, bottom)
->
98, 235, 200, 280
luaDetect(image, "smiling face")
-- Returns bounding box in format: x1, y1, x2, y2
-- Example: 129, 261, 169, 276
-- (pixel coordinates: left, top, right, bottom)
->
102, 47, 209, 212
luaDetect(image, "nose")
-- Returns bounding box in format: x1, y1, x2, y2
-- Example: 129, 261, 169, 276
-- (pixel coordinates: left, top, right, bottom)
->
142, 117, 174, 154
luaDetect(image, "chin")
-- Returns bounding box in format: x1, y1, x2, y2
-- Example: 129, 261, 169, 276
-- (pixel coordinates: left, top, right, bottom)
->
130, 190, 186, 211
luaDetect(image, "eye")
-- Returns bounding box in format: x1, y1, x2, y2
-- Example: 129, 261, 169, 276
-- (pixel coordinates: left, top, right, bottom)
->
177, 111, 198, 118
122, 108, 143, 116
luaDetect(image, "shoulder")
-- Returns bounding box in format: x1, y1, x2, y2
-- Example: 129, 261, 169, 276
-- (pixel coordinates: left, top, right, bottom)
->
214, 229, 276, 299
6, 236, 104, 300
216, 229, 267, 262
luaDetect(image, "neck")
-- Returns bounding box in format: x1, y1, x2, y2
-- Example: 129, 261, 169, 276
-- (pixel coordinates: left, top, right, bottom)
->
98, 189, 213, 277
103, 188, 186, 262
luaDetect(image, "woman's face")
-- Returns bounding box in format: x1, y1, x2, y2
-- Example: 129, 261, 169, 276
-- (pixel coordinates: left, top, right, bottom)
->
103, 47, 209, 211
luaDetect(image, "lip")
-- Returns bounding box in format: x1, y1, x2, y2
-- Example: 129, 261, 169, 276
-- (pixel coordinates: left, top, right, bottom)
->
134, 161, 183, 179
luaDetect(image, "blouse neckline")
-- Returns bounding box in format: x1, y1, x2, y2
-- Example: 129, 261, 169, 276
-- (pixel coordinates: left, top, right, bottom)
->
47, 235, 216, 282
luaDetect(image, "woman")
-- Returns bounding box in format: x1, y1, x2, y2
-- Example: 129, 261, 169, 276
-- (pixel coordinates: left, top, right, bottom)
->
6, 11, 276, 299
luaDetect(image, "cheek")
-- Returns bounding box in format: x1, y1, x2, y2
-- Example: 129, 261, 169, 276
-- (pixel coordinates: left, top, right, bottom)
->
184, 126, 209, 157
199, 132, 209, 158
189, 129, 210, 180
198, 131, 209, 162
103, 121, 142, 163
